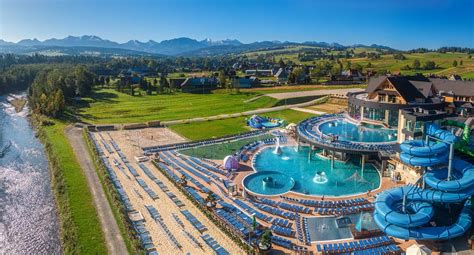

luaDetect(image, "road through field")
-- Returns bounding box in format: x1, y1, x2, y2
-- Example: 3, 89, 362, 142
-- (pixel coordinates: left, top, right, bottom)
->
265, 88, 363, 100
65, 126, 128, 255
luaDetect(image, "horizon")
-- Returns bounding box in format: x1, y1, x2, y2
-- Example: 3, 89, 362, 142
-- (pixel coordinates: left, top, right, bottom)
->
1, 0, 473, 50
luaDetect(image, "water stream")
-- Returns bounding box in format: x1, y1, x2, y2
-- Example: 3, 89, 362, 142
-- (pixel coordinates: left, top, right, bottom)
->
0, 93, 61, 254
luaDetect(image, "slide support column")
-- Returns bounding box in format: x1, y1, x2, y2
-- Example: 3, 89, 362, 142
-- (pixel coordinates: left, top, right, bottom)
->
447, 143, 454, 181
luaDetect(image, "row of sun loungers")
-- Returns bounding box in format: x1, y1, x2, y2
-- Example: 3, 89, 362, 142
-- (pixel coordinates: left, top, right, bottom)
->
316, 236, 397, 254
143, 130, 267, 154
272, 218, 292, 228
201, 234, 230, 255
247, 199, 297, 220
136, 178, 159, 200
281, 196, 369, 208
296, 215, 311, 245
270, 224, 293, 237
138, 163, 170, 192
233, 199, 273, 223
145, 205, 182, 249
317, 204, 374, 216
89, 132, 156, 252
258, 198, 312, 214
181, 209, 207, 233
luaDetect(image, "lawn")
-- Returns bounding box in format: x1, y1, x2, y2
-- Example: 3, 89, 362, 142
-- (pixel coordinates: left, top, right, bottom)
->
178, 133, 274, 159
169, 109, 316, 141
41, 119, 107, 254
77, 89, 277, 124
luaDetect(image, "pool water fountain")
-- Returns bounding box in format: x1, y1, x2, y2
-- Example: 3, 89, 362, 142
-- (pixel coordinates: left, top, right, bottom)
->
313, 171, 328, 184
262, 176, 276, 188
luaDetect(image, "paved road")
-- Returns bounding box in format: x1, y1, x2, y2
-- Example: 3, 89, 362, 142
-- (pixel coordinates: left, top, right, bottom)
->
65, 126, 128, 255
266, 88, 363, 100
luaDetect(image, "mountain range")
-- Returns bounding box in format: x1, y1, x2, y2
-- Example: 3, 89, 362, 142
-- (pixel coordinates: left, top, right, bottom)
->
0, 35, 394, 57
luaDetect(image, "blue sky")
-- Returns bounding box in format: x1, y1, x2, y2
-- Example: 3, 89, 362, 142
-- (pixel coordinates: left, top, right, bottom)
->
0, 0, 472, 50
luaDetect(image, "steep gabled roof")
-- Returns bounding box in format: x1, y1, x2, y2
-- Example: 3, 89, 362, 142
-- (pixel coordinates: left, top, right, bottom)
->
386, 76, 426, 102
410, 80, 433, 98
365, 75, 387, 93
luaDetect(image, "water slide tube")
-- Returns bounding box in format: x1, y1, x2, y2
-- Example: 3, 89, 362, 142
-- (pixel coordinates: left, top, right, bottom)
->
399, 123, 457, 167
374, 123, 473, 240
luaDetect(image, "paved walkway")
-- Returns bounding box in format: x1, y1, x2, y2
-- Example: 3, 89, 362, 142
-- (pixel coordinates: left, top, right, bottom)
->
65, 126, 128, 255
265, 88, 363, 100
292, 107, 327, 115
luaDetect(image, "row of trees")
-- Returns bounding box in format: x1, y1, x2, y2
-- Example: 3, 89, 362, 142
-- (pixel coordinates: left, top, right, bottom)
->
401, 60, 438, 70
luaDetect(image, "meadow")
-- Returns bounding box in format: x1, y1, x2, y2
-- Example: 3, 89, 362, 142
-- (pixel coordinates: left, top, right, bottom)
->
169, 109, 315, 140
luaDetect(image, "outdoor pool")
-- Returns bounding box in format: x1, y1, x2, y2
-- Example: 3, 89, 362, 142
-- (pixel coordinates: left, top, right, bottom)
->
244, 146, 380, 196
318, 119, 397, 143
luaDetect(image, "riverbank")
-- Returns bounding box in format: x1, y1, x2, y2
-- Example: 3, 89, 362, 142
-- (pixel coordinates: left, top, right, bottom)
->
32, 115, 107, 254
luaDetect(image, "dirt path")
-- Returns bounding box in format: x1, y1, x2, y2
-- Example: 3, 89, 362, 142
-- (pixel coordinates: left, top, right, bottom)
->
65, 126, 128, 255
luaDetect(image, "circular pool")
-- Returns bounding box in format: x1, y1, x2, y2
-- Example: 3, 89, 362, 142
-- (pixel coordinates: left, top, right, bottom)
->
243, 171, 295, 196
318, 119, 397, 143
244, 146, 381, 196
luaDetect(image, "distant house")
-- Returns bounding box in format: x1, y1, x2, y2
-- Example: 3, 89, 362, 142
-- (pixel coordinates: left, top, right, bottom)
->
180, 77, 218, 93
341, 69, 365, 81
448, 74, 462, 81
118, 70, 141, 84
233, 77, 259, 88
274, 68, 289, 83
169, 78, 187, 88
245, 69, 273, 77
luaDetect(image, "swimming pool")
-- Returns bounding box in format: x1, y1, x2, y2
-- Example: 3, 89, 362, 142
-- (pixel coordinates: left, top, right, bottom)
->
245, 146, 380, 196
318, 119, 397, 143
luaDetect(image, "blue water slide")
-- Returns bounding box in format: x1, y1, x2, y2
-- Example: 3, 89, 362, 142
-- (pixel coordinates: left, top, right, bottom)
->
374, 123, 473, 240
424, 160, 474, 192
399, 123, 457, 167
374, 200, 472, 240
374, 185, 473, 240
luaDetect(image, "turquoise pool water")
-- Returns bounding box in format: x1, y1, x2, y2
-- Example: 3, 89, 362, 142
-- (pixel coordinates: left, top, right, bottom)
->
318, 119, 397, 143
242, 171, 295, 196
247, 146, 380, 196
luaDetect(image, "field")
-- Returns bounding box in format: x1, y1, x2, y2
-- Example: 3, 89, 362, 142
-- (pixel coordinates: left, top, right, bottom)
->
77, 89, 277, 124
304, 97, 348, 114
242, 47, 474, 79
40, 119, 107, 254
178, 133, 274, 159
169, 109, 315, 141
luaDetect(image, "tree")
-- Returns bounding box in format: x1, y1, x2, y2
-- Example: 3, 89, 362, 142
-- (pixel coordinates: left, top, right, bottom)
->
218, 70, 227, 88
423, 60, 436, 70
52, 89, 65, 117
158, 73, 168, 94
412, 59, 421, 70
366, 62, 373, 68
344, 61, 352, 70
452, 60, 458, 67
460, 60, 463, 66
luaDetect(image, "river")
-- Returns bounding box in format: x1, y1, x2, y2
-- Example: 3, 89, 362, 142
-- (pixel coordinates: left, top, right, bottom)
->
0, 93, 61, 254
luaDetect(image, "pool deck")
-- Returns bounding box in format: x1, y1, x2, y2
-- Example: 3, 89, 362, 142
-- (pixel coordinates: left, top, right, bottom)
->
94, 127, 414, 254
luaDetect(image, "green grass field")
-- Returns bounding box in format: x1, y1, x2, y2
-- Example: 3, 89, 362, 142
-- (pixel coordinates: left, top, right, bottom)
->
77, 89, 277, 124
41, 119, 107, 254
169, 109, 315, 141
178, 133, 274, 159
242, 47, 474, 79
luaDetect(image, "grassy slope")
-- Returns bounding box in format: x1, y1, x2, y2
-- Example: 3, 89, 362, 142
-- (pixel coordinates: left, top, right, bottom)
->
169, 109, 315, 141
242, 47, 474, 78
40, 119, 107, 254
77, 89, 277, 124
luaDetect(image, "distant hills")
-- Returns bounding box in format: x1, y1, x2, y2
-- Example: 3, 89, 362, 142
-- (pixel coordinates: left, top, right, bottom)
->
0, 35, 396, 57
